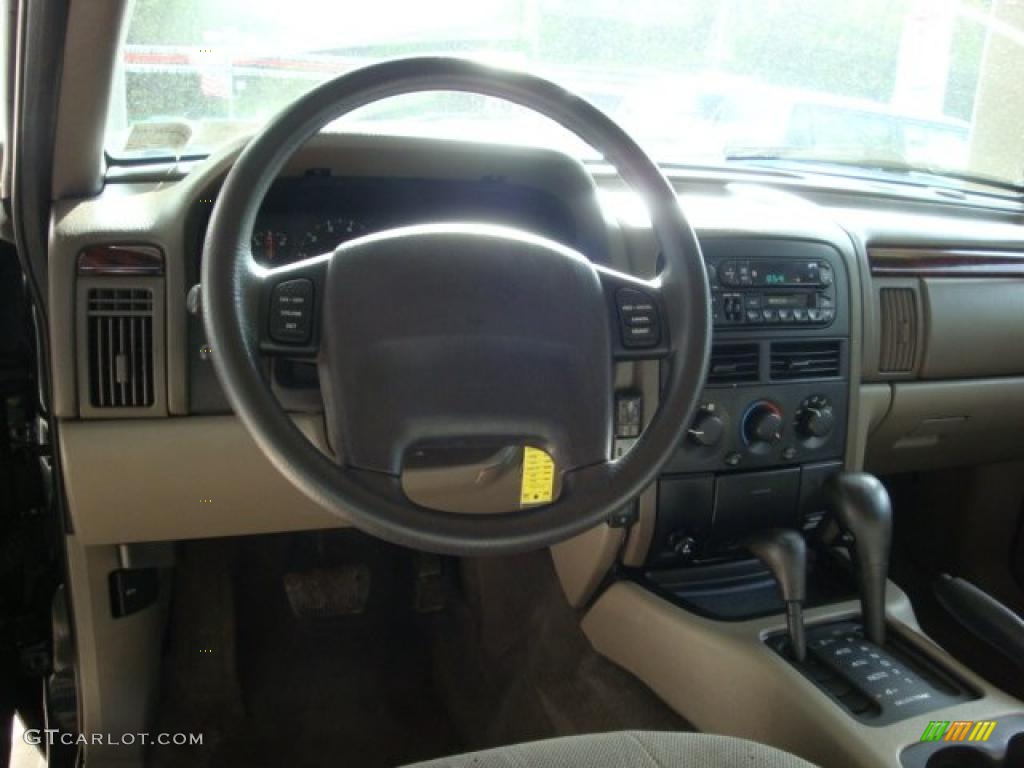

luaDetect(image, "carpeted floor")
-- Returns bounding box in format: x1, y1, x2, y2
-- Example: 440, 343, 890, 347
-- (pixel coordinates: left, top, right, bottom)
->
150, 531, 687, 768
432, 552, 686, 752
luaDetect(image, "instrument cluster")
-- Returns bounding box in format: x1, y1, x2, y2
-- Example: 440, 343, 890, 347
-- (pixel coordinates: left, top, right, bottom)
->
251, 215, 375, 264
233, 173, 579, 268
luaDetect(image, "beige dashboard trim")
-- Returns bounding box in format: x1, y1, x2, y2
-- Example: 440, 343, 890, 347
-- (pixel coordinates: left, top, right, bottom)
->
60, 415, 347, 545
551, 524, 624, 608
65, 538, 163, 767
583, 581, 1022, 768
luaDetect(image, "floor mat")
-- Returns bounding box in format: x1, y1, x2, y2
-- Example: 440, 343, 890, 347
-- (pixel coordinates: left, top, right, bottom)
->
152, 533, 462, 768
151, 532, 688, 768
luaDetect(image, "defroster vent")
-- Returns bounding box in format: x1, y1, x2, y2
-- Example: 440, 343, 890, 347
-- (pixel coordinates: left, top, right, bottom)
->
86, 288, 155, 408
770, 340, 841, 380
707, 343, 760, 385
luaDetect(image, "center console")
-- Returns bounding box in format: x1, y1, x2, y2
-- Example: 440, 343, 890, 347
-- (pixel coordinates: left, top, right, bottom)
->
644, 237, 850, 567
598, 236, 1024, 767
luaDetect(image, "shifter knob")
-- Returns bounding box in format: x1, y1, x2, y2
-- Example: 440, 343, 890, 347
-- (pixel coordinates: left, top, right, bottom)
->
823, 472, 893, 645
747, 529, 807, 662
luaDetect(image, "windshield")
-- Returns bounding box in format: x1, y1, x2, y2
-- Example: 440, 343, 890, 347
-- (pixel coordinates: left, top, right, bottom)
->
109, 0, 1024, 188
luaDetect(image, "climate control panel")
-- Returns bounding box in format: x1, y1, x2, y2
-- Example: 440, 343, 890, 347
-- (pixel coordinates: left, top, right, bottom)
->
664, 381, 847, 475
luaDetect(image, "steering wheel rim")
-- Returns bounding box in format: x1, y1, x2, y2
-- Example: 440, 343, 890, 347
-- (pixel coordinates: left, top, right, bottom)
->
201, 56, 711, 556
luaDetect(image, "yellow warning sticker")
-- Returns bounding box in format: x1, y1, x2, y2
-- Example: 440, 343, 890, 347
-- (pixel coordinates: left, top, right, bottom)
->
520, 446, 556, 506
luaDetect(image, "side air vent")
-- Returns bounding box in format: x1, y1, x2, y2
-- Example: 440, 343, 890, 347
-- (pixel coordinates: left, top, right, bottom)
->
707, 343, 760, 385
878, 288, 918, 373
86, 288, 155, 408
770, 340, 841, 381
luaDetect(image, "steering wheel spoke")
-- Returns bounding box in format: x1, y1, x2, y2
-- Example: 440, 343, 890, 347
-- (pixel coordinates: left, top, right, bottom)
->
596, 265, 670, 361
254, 254, 330, 359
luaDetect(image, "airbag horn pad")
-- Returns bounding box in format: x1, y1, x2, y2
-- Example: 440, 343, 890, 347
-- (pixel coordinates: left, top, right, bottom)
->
320, 224, 613, 476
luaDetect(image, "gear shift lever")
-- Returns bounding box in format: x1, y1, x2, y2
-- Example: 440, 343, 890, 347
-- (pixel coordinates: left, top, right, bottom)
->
823, 472, 893, 645
747, 529, 807, 662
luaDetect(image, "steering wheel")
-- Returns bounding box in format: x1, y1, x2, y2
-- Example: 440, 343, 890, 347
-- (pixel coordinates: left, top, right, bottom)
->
201, 57, 711, 556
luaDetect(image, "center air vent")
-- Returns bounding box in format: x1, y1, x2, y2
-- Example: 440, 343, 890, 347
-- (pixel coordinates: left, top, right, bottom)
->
86, 288, 155, 408
770, 340, 841, 381
707, 342, 760, 385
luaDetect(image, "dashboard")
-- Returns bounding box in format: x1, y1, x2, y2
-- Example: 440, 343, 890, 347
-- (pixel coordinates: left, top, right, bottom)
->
186, 162, 856, 565
47, 132, 1024, 551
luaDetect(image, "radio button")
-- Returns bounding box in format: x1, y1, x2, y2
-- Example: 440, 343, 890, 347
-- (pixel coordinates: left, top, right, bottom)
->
820, 265, 834, 286
746, 310, 762, 323
792, 308, 807, 322
738, 262, 752, 285
722, 293, 743, 322
720, 262, 739, 286
778, 308, 793, 322
808, 308, 822, 322
762, 309, 778, 322
821, 308, 836, 323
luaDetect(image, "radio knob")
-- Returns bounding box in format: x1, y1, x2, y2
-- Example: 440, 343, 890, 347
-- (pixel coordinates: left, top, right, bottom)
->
743, 401, 784, 446
688, 408, 725, 447
796, 396, 835, 440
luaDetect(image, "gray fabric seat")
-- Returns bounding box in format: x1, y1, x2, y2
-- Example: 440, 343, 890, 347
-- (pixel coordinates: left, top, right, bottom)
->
406, 731, 817, 767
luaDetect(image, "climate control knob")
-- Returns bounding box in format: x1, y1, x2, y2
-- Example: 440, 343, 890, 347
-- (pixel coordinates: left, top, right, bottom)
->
688, 407, 725, 447
743, 401, 784, 446
795, 395, 835, 440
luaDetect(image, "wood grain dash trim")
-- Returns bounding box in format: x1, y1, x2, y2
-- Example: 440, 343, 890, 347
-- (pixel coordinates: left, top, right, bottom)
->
869, 248, 1024, 278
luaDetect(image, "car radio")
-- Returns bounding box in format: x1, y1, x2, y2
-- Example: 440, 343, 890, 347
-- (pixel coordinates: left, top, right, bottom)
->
709, 258, 837, 327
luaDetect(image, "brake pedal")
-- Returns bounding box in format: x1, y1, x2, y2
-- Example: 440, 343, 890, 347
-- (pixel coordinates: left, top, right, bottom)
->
283, 564, 370, 618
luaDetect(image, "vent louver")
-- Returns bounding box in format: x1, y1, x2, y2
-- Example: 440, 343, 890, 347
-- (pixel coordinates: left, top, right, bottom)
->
770, 340, 841, 380
86, 288, 155, 408
879, 288, 918, 373
707, 343, 760, 385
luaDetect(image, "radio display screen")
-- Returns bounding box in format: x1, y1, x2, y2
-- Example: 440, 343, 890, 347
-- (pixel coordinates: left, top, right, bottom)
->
749, 261, 820, 286
763, 293, 812, 309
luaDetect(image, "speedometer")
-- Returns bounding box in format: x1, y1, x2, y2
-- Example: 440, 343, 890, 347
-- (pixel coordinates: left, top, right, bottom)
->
297, 216, 368, 257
